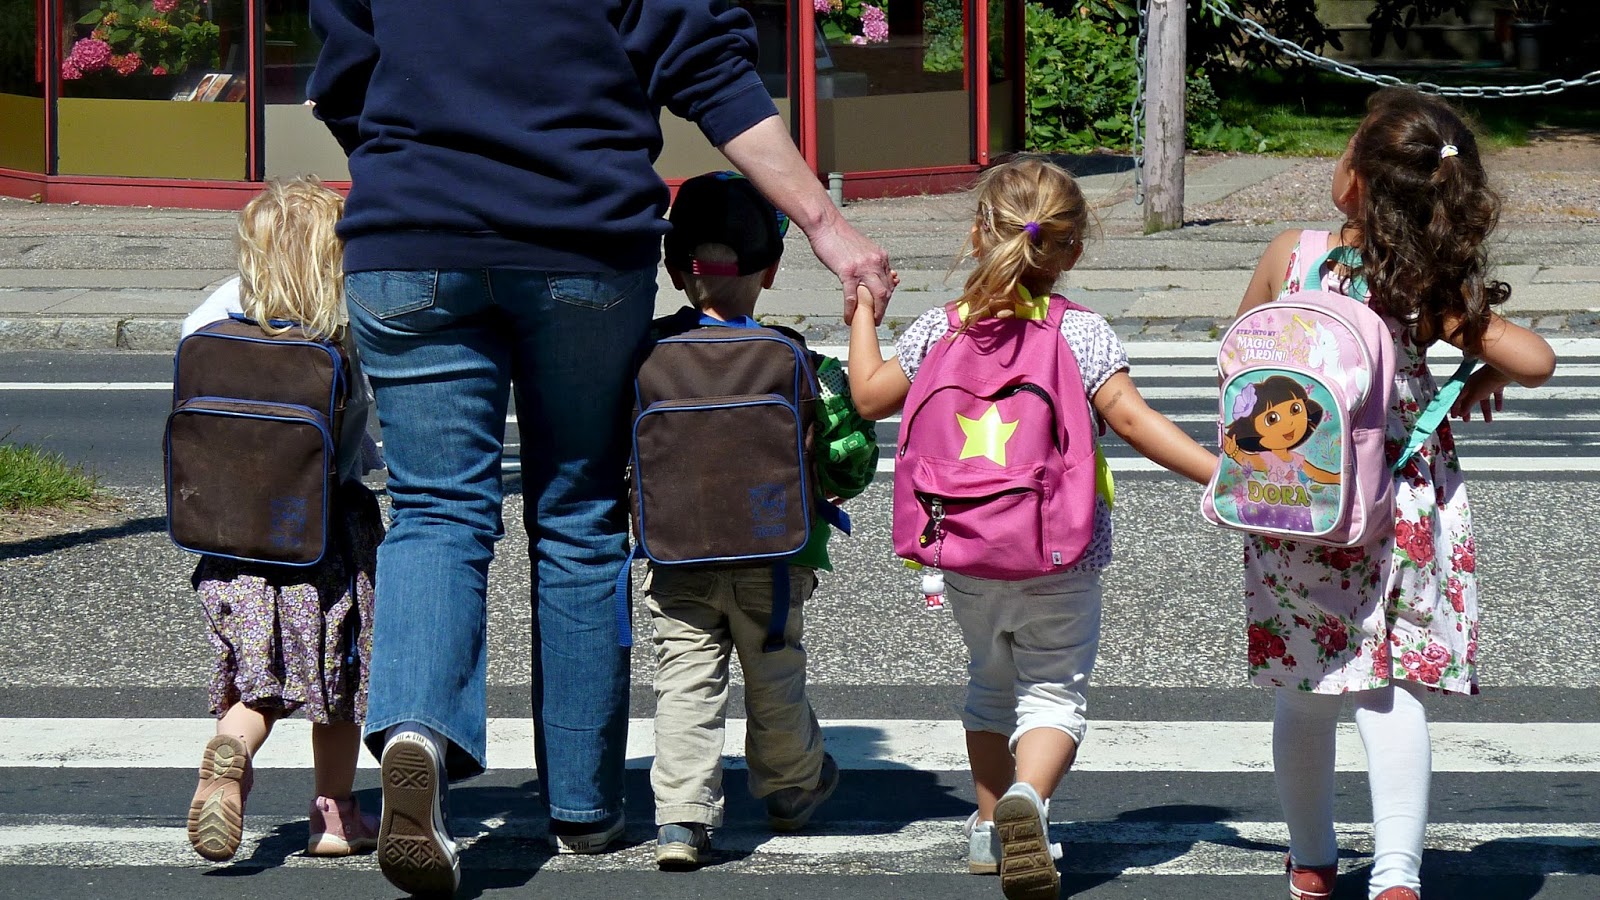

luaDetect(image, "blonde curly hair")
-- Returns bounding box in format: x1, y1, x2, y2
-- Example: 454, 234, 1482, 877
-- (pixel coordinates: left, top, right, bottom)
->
236, 177, 346, 339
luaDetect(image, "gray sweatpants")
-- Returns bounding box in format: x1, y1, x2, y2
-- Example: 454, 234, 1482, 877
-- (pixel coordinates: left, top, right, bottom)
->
645, 564, 826, 827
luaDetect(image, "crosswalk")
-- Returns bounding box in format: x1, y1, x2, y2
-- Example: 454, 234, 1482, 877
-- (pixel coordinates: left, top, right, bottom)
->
2, 711, 1597, 889
3, 338, 1599, 897
496, 338, 1600, 476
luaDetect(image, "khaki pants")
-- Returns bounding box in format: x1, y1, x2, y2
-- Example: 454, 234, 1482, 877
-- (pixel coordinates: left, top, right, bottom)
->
645, 564, 825, 827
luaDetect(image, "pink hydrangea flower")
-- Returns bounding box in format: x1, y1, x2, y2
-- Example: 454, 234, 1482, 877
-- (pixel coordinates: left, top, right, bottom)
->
850, 35, 866, 45
112, 53, 143, 75
153, 0, 179, 11
861, 5, 888, 43
61, 60, 83, 80
813, 0, 832, 12
67, 37, 113, 73
151, 65, 168, 76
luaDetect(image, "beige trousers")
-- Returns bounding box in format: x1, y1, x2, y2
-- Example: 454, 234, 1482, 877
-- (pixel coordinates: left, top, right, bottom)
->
645, 564, 825, 827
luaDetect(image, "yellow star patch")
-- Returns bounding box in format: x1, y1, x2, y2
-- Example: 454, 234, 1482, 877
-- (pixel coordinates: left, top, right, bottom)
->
957, 404, 1020, 465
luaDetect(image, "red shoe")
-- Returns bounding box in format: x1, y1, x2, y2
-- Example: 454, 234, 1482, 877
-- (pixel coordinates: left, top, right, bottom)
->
1374, 889, 1420, 900
1285, 853, 1338, 900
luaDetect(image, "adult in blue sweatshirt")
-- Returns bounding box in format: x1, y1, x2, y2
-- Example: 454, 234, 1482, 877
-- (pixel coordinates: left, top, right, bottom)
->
308, 1, 894, 896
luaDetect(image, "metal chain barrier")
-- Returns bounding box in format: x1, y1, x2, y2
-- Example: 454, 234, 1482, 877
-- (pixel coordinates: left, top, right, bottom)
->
1200, 0, 1600, 98
1131, 0, 1150, 205
1129, 0, 1599, 204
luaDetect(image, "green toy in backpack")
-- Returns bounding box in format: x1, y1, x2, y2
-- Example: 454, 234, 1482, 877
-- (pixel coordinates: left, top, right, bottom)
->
813, 354, 878, 501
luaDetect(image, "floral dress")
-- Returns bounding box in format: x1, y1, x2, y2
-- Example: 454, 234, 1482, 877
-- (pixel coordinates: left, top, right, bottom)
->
1243, 233, 1479, 696
195, 481, 383, 722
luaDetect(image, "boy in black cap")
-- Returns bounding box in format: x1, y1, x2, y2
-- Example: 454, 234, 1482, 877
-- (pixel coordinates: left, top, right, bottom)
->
643, 171, 876, 869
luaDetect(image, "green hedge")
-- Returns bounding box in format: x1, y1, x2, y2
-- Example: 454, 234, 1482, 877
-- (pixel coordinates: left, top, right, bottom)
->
1024, 2, 1266, 153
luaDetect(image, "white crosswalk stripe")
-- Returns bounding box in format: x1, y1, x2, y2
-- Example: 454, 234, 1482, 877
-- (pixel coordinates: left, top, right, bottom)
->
4, 817, 1596, 875
1, 716, 1597, 878
8, 718, 1598, 773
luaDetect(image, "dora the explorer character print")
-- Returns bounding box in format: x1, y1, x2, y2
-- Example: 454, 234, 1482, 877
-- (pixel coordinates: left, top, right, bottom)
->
1244, 235, 1479, 696
1223, 375, 1340, 534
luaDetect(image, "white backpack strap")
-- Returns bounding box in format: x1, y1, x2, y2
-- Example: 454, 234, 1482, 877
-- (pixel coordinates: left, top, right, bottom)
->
1294, 230, 1331, 289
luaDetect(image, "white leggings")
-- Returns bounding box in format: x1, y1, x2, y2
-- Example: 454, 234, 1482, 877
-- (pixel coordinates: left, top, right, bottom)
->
1274, 681, 1431, 899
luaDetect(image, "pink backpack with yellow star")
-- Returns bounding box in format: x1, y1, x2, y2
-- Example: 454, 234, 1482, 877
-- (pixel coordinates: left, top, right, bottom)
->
892, 295, 1099, 580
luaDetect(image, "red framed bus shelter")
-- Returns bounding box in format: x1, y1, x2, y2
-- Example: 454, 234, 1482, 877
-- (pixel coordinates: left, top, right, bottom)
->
1, 0, 1025, 209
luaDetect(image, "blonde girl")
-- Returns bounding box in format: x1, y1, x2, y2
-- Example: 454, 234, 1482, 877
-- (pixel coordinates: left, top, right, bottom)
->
1235, 89, 1554, 900
181, 177, 385, 862
847, 156, 1216, 900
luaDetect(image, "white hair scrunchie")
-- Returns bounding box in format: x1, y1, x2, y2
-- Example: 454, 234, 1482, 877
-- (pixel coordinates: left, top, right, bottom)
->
1439, 144, 1459, 160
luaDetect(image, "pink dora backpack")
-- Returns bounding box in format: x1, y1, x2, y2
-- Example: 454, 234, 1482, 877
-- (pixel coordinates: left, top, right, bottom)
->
892, 295, 1099, 579
1201, 230, 1399, 547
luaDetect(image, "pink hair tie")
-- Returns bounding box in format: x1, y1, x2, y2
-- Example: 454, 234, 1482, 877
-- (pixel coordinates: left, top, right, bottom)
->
1023, 221, 1041, 243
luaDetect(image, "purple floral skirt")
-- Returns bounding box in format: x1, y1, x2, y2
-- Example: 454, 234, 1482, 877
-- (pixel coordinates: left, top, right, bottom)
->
194, 482, 382, 724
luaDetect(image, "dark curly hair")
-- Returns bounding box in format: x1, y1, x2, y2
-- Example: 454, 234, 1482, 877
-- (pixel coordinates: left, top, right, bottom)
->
1345, 88, 1509, 354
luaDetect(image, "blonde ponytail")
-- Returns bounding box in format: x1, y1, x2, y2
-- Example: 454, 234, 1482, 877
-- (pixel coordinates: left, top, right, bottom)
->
954, 156, 1091, 325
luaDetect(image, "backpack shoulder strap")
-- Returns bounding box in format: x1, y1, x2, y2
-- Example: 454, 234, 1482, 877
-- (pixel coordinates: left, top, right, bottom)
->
1392, 356, 1477, 473
944, 301, 963, 330
1293, 230, 1332, 289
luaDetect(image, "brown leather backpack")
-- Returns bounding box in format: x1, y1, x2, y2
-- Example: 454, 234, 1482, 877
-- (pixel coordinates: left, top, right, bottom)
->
165, 316, 349, 566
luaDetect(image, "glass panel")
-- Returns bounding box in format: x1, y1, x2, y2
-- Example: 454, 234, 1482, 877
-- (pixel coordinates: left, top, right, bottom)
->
259, 0, 346, 178
816, 0, 971, 172
656, 0, 789, 180
987, 0, 1017, 154
744, 0, 788, 98
59, 0, 244, 102
0, 0, 47, 171
56, 0, 247, 177
263, 0, 316, 103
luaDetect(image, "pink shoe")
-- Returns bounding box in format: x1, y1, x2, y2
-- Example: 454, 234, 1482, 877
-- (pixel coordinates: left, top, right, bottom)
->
307, 795, 380, 856
187, 735, 253, 862
1286, 853, 1338, 900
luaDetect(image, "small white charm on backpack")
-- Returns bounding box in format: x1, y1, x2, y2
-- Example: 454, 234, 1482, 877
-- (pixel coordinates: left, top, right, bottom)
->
921, 569, 946, 611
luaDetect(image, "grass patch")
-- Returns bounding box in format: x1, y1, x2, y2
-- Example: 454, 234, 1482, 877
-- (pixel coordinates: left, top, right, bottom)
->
0, 442, 97, 513
1212, 72, 1600, 156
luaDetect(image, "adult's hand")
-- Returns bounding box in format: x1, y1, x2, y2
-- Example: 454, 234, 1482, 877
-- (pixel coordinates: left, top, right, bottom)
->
803, 210, 892, 325
719, 115, 894, 324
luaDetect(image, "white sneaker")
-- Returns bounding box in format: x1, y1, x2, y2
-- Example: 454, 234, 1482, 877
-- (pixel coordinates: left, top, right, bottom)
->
378, 725, 459, 898
964, 811, 999, 875
994, 783, 1060, 900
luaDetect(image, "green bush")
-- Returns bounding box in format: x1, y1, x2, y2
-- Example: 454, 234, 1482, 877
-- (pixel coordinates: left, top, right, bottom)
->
0, 442, 96, 512
1024, 2, 1265, 153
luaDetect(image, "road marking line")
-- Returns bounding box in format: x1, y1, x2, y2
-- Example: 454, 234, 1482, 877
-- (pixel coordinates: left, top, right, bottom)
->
4, 718, 1596, 773
0, 819, 1594, 873
0, 382, 169, 390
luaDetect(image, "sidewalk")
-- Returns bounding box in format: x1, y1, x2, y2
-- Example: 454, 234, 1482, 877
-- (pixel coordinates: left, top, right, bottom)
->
1, 154, 1597, 352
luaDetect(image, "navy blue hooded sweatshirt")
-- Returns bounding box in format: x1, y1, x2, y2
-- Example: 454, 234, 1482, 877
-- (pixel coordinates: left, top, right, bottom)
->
308, 0, 779, 274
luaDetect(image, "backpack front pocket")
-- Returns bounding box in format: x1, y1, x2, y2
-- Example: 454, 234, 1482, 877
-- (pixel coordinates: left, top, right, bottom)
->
165, 397, 335, 566
906, 456, 1056, 580
632, 394, 810, 564
1211, 367, 1350, 541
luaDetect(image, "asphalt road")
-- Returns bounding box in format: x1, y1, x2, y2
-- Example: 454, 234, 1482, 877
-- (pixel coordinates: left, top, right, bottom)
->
1, 342, 1597, 899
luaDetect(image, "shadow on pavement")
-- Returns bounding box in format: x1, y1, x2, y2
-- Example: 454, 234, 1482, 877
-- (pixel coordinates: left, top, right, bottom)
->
0, 514, 166, 561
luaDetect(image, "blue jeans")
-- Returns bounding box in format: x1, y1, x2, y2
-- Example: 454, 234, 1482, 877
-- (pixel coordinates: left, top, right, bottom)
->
346, 267, 653, 824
